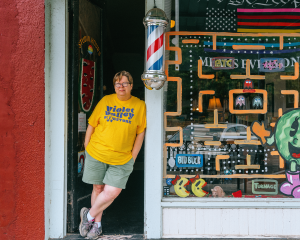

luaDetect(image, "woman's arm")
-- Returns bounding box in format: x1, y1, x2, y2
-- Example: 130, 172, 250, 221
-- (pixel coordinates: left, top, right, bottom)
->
131, 130, 145, 161
84, 124, 95, 148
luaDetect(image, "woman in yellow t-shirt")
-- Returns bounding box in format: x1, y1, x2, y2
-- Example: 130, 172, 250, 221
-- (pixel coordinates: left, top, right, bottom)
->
79, 71, 146, 239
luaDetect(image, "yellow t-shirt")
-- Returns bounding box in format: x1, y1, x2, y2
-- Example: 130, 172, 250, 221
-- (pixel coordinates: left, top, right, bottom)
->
86, 94, 146, 165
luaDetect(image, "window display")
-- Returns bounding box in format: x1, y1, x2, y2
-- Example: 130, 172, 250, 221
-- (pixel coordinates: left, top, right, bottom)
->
163, 31, 300, 199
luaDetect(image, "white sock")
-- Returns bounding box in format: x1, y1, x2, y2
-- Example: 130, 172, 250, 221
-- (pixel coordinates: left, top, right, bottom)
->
87, 211, 94, 222
95, 222, 101, 228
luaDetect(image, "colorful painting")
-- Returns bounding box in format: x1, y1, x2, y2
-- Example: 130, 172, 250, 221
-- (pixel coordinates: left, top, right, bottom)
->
251, 108, 300, 198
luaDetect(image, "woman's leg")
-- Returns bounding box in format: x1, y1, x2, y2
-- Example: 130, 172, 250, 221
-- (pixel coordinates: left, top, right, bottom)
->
91, 184, 105, 222
89, 184, 122, 222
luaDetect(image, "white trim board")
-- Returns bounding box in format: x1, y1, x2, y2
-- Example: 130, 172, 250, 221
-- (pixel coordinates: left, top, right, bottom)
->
162, 208, 300, 238
45, 0, 68, 239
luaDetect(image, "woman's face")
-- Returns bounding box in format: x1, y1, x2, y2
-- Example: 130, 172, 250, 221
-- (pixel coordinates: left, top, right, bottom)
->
114, 76, 133, 100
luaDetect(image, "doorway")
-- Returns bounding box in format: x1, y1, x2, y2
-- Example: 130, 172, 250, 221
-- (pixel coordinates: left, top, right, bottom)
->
67, 0, 145, 234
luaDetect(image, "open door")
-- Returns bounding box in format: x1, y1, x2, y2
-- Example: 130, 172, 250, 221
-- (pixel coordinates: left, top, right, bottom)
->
67, 0, 105, 233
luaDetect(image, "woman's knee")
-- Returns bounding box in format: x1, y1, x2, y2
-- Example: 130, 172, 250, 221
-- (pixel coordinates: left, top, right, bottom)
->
93, 184, 105, 195
103, 186, 121, 201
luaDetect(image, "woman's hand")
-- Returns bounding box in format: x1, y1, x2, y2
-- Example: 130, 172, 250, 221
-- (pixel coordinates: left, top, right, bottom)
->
131, 131, 145, 162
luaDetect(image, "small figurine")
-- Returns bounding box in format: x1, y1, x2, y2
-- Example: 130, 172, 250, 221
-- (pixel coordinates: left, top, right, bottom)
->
190, 175, 208, 197
252, 96, 263, 108
211, 186, 225, 197
235, 95, 246, 107
166, 178, 172, 186
172, 175, 190, 198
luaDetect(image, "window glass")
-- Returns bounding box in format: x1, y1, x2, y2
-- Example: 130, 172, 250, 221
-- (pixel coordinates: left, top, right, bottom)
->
163, 0, 300, 199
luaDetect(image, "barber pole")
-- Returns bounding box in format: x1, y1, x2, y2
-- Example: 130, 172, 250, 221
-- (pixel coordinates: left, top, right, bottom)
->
146, 25, 164, 71
141, 8, 169, 90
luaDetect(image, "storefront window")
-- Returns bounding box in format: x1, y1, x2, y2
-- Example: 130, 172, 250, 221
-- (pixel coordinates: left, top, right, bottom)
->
163, 0, 300, 199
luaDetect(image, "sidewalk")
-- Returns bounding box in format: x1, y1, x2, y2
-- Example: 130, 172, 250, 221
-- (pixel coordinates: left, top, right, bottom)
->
50, 234, 294, 240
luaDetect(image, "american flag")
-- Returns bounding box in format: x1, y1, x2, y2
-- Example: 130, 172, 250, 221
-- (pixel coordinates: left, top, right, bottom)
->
205, 7, 300, 33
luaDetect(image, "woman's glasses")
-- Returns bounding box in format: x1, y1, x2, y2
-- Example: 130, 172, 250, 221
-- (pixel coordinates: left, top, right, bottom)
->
115, 82, 131, 88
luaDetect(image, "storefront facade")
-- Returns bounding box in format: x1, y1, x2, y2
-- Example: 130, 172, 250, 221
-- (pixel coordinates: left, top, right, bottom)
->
1, 0, 300, 239
145, 0, 300, 238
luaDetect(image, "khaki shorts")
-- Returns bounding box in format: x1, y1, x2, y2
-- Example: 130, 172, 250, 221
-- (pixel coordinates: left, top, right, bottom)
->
82, 150, 134, 189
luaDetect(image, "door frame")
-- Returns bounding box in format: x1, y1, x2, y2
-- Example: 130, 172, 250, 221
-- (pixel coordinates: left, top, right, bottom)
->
67, 0, 105, 233
45, 0, 68, 239
45, 0, 106, 238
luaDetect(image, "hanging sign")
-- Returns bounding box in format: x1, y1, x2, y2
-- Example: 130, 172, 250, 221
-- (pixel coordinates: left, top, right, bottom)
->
175, 154, 203, 168
212, 57, 234, 70
78, 112, 86, 132
79, 58, 96, 113
260, 58, 285, 72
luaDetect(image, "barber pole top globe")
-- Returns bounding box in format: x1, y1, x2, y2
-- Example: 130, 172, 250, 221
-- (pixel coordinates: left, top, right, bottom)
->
141, 8, 169, 90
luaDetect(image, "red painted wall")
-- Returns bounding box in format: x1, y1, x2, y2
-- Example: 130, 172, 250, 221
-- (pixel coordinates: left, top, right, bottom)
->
0, 1, 45, 239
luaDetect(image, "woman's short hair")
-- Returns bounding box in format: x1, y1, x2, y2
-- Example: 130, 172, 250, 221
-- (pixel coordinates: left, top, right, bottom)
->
113, 71, 133, 85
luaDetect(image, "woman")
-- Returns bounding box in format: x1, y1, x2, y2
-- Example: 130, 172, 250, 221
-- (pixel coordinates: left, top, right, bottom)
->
79, 71, 146, 239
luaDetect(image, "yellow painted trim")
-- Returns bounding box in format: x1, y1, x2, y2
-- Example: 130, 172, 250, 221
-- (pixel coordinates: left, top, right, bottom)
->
235, 127, 261, 145
280, 62, 299, 80
204, 141, 222, 146
235, 155, 260, 170
198, 90, 215, 112
204, 109, 227, 128
231, 59, 265, 80
198, 59, 215, 79
182, 39, 199, 44
232, 45, 265, 50
229, 89, 268, 114
215, 155, 230, 171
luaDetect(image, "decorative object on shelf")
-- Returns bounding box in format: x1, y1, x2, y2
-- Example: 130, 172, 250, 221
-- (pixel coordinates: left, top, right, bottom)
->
211, 186, 225, 197
190, 175, 208, 197
163, 186, 170, 196
224, 169, 233, 180
212, 57, 234, 70
166, 178, 173, 186
168, 156, 176, 168
232, 190, 242, 198
260, 58, 285, 72
251, 109, 300, 198
252, 96, 263, 108
252, 179, 278, 195
172, 175, 190, 198
79, 58, 96, 113
235, 95, 246, 107
141, 8, 169, 90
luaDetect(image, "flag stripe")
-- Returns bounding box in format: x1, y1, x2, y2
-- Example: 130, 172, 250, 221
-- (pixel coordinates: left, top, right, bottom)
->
237, 15, 300, 20
238, 22, 300, 26
237, 28, 300, 33
237, 8, 300, 13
